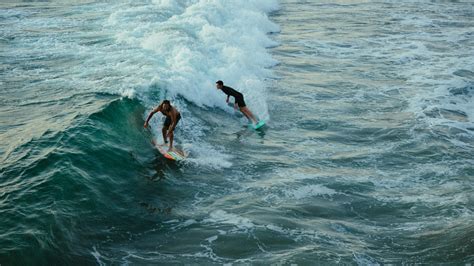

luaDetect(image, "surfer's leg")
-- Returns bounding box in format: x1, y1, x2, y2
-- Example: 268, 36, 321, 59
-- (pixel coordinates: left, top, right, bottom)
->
167, 114, 180, 151
162, 126, 169, 143
240, 108, 253, 122
237, 96, 257, 124
162, 116, 172, 144
168, 131, 174, 151
240, 107, 258, 124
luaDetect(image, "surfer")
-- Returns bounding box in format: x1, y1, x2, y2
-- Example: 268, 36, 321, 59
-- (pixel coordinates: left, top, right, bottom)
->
144, 100, 181, 151
215, 80, 258, 124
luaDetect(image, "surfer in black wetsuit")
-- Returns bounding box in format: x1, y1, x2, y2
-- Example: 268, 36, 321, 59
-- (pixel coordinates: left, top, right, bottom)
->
144, 100, 181, 151
215, 80, 258, 124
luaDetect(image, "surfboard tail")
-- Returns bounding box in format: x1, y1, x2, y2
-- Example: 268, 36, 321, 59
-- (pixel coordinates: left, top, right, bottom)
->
248, 120, 266, 130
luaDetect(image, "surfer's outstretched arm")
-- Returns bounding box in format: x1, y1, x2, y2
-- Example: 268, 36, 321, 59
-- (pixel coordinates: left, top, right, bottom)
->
144, 105, 162, 128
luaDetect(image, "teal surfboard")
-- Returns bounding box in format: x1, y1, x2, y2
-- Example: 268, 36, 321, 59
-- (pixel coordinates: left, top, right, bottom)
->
249, 120, 266, 130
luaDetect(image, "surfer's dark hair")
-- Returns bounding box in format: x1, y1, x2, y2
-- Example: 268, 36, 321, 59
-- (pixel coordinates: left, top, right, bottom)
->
162, 100, 170, 105
216, 80, 223, 85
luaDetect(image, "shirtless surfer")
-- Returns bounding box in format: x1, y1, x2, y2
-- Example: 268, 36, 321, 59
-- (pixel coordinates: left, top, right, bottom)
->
215, 80, 258, 124
144, 100, 181, 151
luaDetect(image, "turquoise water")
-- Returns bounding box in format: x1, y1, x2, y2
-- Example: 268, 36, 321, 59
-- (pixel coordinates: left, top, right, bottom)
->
1, 0, 473, 264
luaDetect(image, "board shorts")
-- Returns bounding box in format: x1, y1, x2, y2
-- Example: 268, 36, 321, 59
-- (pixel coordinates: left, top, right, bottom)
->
164, 113, 181, 128
235, 95, 246, 108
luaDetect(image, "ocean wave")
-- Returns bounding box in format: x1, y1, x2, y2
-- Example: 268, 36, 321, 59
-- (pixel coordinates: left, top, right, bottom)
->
107, 0, 279, 118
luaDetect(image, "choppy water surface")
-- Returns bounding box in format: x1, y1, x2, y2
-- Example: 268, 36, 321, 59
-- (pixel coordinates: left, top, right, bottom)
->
1, 0, 473, 264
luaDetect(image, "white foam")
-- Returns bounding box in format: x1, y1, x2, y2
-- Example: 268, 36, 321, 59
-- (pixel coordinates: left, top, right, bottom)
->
91, 246, 107, 266
265, 223, 324, 243
389, 10, 474, 137
204, 210, 254, 230
286, 184, 337, 200
184, 143, 233, 169
205, 235, 218, 243
119, 88, 136, 99
170, 219, 197, 231
406, 79, 474, 135
109, 0, 279, 113
353, 253, 380, 266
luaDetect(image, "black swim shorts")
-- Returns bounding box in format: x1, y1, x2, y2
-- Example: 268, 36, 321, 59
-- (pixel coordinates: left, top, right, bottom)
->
235, 95, 246, 108
164, 113, 181, 127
